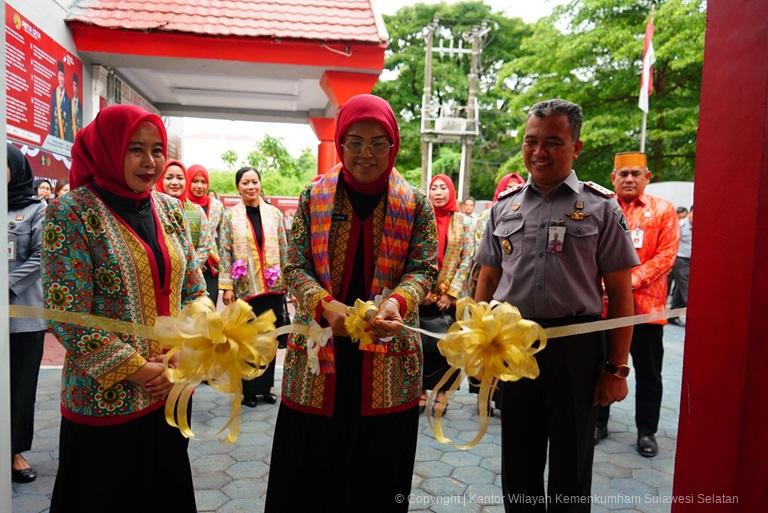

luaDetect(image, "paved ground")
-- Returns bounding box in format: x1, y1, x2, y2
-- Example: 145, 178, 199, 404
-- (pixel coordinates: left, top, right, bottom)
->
13, 324, 685, 513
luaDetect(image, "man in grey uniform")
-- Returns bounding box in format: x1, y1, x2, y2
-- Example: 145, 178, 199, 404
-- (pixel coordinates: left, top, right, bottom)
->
475, 99, 639, 512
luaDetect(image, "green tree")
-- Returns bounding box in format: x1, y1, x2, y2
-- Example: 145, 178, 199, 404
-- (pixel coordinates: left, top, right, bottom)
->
498, 0, 705, 185
374, 1, 532, 198
221, 149, 238, 170
211, 137, 316, 196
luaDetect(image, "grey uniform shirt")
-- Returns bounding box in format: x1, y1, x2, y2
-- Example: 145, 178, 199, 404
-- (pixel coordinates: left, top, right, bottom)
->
677, 219, 692, 258
9, 201, 47, 333
476, 171, 639, 319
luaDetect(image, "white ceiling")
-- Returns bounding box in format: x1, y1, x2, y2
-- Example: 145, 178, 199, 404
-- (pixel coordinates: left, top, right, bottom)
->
81, 51, 362, 123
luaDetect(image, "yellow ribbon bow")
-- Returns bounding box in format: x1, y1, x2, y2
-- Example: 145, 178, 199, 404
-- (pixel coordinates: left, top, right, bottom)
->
428, 298, 547, 449
343, 299, 379, 349
154, 297, 278, 444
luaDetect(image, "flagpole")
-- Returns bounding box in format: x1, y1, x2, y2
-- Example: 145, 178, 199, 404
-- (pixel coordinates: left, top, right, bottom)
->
639, 3, 654, 153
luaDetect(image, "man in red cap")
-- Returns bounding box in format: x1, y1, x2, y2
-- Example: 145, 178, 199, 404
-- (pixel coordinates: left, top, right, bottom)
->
596, 151, 680, 457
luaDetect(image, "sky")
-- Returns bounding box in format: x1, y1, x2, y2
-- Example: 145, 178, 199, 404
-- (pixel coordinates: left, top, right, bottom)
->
179, 0, 566, 170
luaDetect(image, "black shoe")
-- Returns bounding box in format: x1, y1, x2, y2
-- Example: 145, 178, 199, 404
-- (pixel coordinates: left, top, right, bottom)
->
637, 434, 658, 457
11, 467, 37, 483
594, 425, 608, 445
242, 397, 258, 408
260, 393, 277, 404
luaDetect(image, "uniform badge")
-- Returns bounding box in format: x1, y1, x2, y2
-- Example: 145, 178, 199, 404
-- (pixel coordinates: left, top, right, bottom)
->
615, 208, 629, 232
511, 202, 521, 212
15, 215, 24, 221
501, 239, 513, 255
565, 200, 591, 221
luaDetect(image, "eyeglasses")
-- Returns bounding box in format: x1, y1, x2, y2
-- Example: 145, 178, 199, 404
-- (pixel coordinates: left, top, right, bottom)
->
341, 140, 393, 157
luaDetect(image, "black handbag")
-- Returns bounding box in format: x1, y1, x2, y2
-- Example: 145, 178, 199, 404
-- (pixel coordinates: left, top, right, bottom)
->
277, 295, 291, 349
418, 304, 455, 357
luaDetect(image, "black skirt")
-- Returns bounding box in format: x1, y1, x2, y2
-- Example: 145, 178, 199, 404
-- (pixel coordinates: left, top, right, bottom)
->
50, 407, 196, 513
265, 336, 420, 512
242, 293, 285, 398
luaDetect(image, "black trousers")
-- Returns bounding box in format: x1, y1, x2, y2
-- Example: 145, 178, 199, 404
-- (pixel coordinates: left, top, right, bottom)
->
501, 326, 602, 513
596, 323, 664, 436
203, 268, 219, 307
10, 330, 45, 455
670, 257, 690, 309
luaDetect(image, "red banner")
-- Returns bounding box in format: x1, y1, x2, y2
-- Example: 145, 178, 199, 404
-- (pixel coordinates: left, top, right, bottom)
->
5, 3, 84, 157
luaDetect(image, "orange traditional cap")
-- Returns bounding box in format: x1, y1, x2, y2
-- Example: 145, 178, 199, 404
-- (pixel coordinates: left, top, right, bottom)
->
614, 151, 647, 170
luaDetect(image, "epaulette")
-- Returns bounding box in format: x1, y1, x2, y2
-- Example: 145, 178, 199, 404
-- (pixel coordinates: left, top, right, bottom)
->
584, 181, 615, 198
497, 183, 524, 200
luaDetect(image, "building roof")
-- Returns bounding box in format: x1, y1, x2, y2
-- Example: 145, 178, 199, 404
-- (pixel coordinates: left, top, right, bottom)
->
67, 0, 387, 44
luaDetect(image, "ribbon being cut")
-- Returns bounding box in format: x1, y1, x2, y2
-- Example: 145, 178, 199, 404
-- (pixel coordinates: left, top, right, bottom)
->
318, 296, 686, 450
9, 297, 684, 448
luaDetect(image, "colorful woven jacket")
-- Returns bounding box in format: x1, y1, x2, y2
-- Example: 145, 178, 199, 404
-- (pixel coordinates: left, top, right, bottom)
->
281, 168, 438, 416
41, 187, 205, 425
434, 212, 476, 298
218, 201, 288, 299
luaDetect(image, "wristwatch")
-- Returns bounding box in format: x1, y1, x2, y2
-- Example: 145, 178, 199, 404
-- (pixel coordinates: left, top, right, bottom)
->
603, 362, 631, 378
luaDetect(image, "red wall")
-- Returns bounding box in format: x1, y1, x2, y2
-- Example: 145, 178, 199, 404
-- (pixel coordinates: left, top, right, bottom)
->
672, 1, 768, 511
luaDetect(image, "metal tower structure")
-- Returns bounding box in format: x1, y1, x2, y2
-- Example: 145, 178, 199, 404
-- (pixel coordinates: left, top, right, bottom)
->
420, 21, 490, 199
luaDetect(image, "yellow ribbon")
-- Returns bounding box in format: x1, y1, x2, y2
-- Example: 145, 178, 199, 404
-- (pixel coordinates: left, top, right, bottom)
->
343, 299, 379, 349
426, 298, 547, 449
153, 297, 279, 444
10, 298, 281, 444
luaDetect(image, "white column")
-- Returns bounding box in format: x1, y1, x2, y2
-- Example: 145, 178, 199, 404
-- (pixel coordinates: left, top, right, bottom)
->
1, 1, 13, 509
457, 143, 467, 201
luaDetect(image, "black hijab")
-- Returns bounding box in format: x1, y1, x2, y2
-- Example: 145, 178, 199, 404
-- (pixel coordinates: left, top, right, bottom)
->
7, 144, 41, 210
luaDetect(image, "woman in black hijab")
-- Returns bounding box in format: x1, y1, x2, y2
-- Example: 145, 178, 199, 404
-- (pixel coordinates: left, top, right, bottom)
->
7, 143, 47, 483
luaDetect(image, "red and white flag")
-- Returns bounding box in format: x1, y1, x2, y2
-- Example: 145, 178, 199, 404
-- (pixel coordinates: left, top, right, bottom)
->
638, 15, 655, 113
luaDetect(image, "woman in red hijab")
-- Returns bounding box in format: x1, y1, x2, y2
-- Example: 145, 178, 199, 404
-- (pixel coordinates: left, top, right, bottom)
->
155, 160, 215, 285
42, 104, 205, 513
186, 164, 226, 303
419, 174, 476, 413
265, 94, 438, 512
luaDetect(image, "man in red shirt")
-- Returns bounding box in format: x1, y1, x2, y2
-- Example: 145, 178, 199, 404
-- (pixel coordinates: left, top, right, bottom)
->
595, 152, 680, 457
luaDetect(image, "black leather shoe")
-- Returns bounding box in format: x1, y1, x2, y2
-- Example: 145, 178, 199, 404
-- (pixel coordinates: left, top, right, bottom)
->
260, 393, 277, 404
242, 397, 258, 408
594, 425, 608, 445
637, 434, 658, 457
11, 467, 37, 483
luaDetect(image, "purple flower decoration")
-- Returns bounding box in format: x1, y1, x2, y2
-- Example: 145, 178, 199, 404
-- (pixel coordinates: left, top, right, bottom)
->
232, 259, 247, 280
264, 265, 281, 288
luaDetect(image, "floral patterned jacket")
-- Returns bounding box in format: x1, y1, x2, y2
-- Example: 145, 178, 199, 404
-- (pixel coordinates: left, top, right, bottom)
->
42, 187, 205, 425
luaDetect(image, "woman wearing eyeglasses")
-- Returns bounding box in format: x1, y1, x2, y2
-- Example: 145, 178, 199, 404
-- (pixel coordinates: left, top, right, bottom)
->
265, 94, 438, 512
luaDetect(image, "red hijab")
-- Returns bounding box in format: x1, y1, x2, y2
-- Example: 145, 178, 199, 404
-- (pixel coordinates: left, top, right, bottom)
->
156, 159, 188, 202
429, 174, 458, 268
334, 94, 400, 194
70, 104, 167, 200
186, 164, 210, 210
493, 173, 526, 202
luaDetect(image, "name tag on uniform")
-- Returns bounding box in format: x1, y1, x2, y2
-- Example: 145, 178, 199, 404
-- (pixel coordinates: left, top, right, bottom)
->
547, 225, 566, 253
632, 228, 645, 249
8, 240, 16, 261
332, 213, 348, 221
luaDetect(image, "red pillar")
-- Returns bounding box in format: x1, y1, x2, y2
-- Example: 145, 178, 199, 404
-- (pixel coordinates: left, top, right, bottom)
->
310, 71, 380, 175
320, 71, 380, 108
308, 117, 337, 175
672, 1, 768, 511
